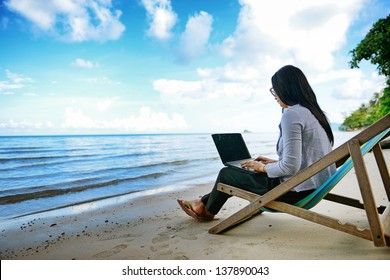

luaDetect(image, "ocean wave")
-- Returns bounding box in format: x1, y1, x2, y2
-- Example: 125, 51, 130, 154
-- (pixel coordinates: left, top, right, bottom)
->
0, 148, 84, 155
0, 150, 161, 169
10, 189, 143, 219
0, 171, 170, 204
0, 146, 44, 150
0, 176, 104, 194
0, 155, 76, 163
0, 153, 124, 171
0, 155, 217, 178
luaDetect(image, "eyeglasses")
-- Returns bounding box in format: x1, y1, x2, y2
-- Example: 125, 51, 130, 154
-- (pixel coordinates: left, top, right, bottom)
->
269, 87, 276, 97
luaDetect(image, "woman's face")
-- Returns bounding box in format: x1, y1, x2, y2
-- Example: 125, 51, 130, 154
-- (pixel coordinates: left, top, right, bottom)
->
270, 87, 288, 108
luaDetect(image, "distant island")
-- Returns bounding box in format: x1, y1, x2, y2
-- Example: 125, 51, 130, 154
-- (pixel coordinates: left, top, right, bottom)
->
243, 129, 252, 133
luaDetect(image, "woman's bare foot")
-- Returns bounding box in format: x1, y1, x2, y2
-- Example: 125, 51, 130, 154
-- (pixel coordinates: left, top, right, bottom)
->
178, 198, 215, 221
187, 198, 205, 215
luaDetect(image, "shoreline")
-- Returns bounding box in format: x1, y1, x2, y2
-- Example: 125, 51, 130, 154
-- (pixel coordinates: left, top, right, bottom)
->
1, 150, 390, 260
1, 183, 203, 221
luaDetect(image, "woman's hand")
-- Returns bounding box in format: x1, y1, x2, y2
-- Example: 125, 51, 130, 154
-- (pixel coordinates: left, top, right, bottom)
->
241, 160, 267, 173
255, 156, 277, 164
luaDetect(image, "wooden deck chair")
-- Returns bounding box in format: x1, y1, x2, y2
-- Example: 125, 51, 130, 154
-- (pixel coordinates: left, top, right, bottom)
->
209, 113, 390, 247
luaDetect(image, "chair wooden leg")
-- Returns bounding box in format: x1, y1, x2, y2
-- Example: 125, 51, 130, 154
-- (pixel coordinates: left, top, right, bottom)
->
209, 200, 263, 234
372, 143, 390, 200
349, 139, 387, 246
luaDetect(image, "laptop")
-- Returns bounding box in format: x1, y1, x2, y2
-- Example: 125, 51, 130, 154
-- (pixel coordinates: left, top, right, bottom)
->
212, 133, 257, 174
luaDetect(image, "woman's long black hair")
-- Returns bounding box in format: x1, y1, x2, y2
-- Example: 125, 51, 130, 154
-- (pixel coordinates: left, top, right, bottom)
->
271, 65, 334, 146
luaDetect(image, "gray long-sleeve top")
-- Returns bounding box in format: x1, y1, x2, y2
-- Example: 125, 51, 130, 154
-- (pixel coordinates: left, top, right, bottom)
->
266, 104, 336, 192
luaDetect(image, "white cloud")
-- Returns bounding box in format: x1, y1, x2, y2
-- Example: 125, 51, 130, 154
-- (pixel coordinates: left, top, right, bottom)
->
153, 76, 263, 109
0, 81, 23, 92
61, 106, 187, 131
95, 97, 118, 112
219, 0, 364, 72
112, 106, 188, 131
62, 107, 100, 129
5, 69, 34, 83
5, 0, 55, 30
0, 119, 52, 129
0, 90, 15, 95
5, 0, 125, 42
142, 0, 178, 40
176, 11, 213, 63
0, 69, 33, 93
153, 79, 202, 105
23, 92, 38, 97
72, 58, 98, 69
332, 71, 386, 100
80, 76, 120, 85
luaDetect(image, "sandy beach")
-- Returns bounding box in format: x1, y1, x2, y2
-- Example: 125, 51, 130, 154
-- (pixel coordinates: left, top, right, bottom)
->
1, 150, 389, 260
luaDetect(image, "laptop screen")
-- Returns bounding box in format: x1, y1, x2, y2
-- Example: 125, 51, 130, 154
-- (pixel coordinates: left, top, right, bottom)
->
212, 133, 252, 164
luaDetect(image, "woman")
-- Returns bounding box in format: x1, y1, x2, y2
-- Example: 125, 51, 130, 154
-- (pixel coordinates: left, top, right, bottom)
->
177, 65, 336, 221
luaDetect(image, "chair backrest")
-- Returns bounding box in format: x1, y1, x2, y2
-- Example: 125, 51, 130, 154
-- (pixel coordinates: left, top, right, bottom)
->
295, 128, 390, 209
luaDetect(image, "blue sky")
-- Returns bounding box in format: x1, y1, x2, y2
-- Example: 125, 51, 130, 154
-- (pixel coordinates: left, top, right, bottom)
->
0, 0, 389, 135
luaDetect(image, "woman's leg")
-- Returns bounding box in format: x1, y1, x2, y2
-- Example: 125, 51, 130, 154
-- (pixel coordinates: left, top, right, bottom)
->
201, 167, 279, 215
179, 167, 315, 220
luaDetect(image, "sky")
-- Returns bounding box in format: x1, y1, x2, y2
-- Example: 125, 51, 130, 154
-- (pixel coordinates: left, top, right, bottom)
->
0, 0, 389, 135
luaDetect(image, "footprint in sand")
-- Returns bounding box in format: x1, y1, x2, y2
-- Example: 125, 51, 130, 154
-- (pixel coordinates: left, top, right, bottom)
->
152, 234, 170, 244
176, 230, 198, 241
92, 244, 128, 259
150, 234, 171, 253
98, 233, 136, 241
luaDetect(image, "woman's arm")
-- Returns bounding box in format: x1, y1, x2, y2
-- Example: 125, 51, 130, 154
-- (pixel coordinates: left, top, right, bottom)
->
255, 155, 277, 164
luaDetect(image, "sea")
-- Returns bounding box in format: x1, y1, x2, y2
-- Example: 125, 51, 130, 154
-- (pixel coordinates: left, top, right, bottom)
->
0, 131, 357, 222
